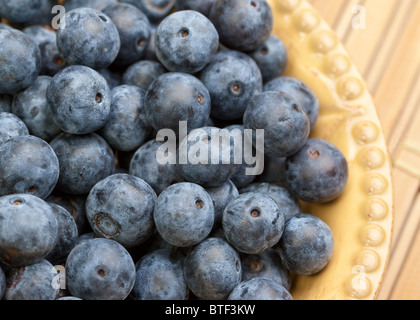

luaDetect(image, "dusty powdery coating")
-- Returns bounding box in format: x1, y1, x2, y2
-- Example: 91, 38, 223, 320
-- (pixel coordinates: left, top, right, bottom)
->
0, 112, 29, 146
183, 237, 242, 300
86, 174, 157, 248
122, 60, 167, 92
65, 238, 136, 300
63, 0, 118, 11
47, 65, 111, 135
4, 259, 59, 300
0, 194, 58, 267
205, 180, 239, 227
0, 0, 47, 23
228, 277, 293, 300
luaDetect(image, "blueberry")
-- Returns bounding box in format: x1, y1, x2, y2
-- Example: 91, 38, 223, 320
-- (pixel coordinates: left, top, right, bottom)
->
183, 237, 242, 300
175, 0, 215, 16
240, 248, 292, 290
239, 182, 301, 222
243, 90, 310, 158
102, 3, 151, 66
0, 0, 47, 23
205, 180, 239, 227
0, 94, 12, 113
228, 277, 293, 300
122, 60, 167, 92
0, 28, 42, 95
277, 213, 334, 275
22, 25, 56, 46
65, 238, 136, 300
86, 174, 157, 248
120, 0, 175, 23
248, 34, 288, 83
153, 182, 214, 247
177, 126, 240, 188
155, 10, 219, 74
45, 203, 79, 266
57, 296, 82, 300
284, 138, 349, 203
47, 65, 112, 135
0, 112, 29, 146
209, 0, 273, 52
222, 192, 284, 254
199, 50, 262, 121
264, 76, 320, 130
0, 194, 58, 267
64, 0, 118, 11
144, 24, 158, 61
132, 248, 188, 300
256, 156, 287, 185
49, 133, 115, 195
56, 8, 120, 69
98, 85, 152, 152
0, 135, 59, 199
12, 76, 62, 142
129, 139, 183, 195
39, 39, 66, 77
144, 72, 211, 133
0, 266, 5, 299
97, 67, 122, 90
4, 259, 59, 300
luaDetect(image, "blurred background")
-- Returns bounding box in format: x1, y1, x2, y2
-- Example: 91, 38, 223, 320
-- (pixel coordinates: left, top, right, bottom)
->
309, 0, 420, 300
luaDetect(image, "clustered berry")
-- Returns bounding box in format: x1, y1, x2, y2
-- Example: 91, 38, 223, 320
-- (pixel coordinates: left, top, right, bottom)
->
0, 0, 349, 300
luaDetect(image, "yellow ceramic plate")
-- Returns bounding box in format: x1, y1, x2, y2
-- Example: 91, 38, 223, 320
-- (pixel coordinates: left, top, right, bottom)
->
266, 0, 393, 300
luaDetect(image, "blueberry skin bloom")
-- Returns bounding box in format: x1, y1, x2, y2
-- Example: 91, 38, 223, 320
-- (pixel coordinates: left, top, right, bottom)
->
86, 174, 157, 248
228, 277, 293, 300
120, 0, 175, 23
132, 249, 188, 300
206, 180, 239, 227
47, 65, 111, 135
153, 182, 214, 247
183, 237, 242, 300
122, 60, 166, 92
0, 194, 58, 267
0, 135, 59, 199
243, 91, 310, 158
223, 192, 285, 255
49, 133, 115, 195
284, 138, 349, 203
277, 213, 334, 275
199, 50, 263, 120
264, 76, 320, 130
0, 0, 46, 23
98, 85, 152, 152
0, 29, 42, 95
12, 76, 62, 142
0, 112, 29, 146
145, 72, 211, 133
65, 238, 136, 300
56, 8, 120, 69
209, 0, 273, 52
155, 10, 219, 74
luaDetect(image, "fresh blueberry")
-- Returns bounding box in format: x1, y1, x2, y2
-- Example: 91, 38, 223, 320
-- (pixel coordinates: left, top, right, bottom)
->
205, 180, 239, 227
199, 50, 263, 121
0, 28, 42, 95
144, 72, 211, 133
0, 94, 11, 113
86, 173, 157, 248
63, 0, 118, 11
49, 133, 115, 195
12, 76, 62, 142
248, 34, 288, 83
4, 259, 59, 300
0, 266, 5, 299
45, 203, 79, 266
120, 0, 175, 23
155, 10, 219, 74
122, 60, 167, 92
56, 8, 120, 69
102, 3, 151, 66
222, 192, 284, 254
209, 0, 273, 52
277, 213, 334, 275
22, 25, 56, 46
175, 0, 215, 16
153, 182, 214, 247
183, 237, 242, 300
98, 85, 152, 152
47, 65, 112, 135
0, 194, 58, 267
243, 90, 310, 158
0, 0, 47, 23
228, 277, 293, 300
65, 238, 136, 300
0, 135, 59, 199
264, 76, 320, 130
0, 112, 29, 146
129, 139, 183, 195
239, 182, 301, 222
131, 248, 188, 300
284, 138, 349, 203
256, 156, 287, 185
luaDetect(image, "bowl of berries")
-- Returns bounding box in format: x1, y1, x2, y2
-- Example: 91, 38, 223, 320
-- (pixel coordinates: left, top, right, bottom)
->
0, 0, 393, 301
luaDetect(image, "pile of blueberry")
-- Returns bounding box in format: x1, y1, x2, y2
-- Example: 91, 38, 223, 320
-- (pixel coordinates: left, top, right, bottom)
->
0, 0, 349, 300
